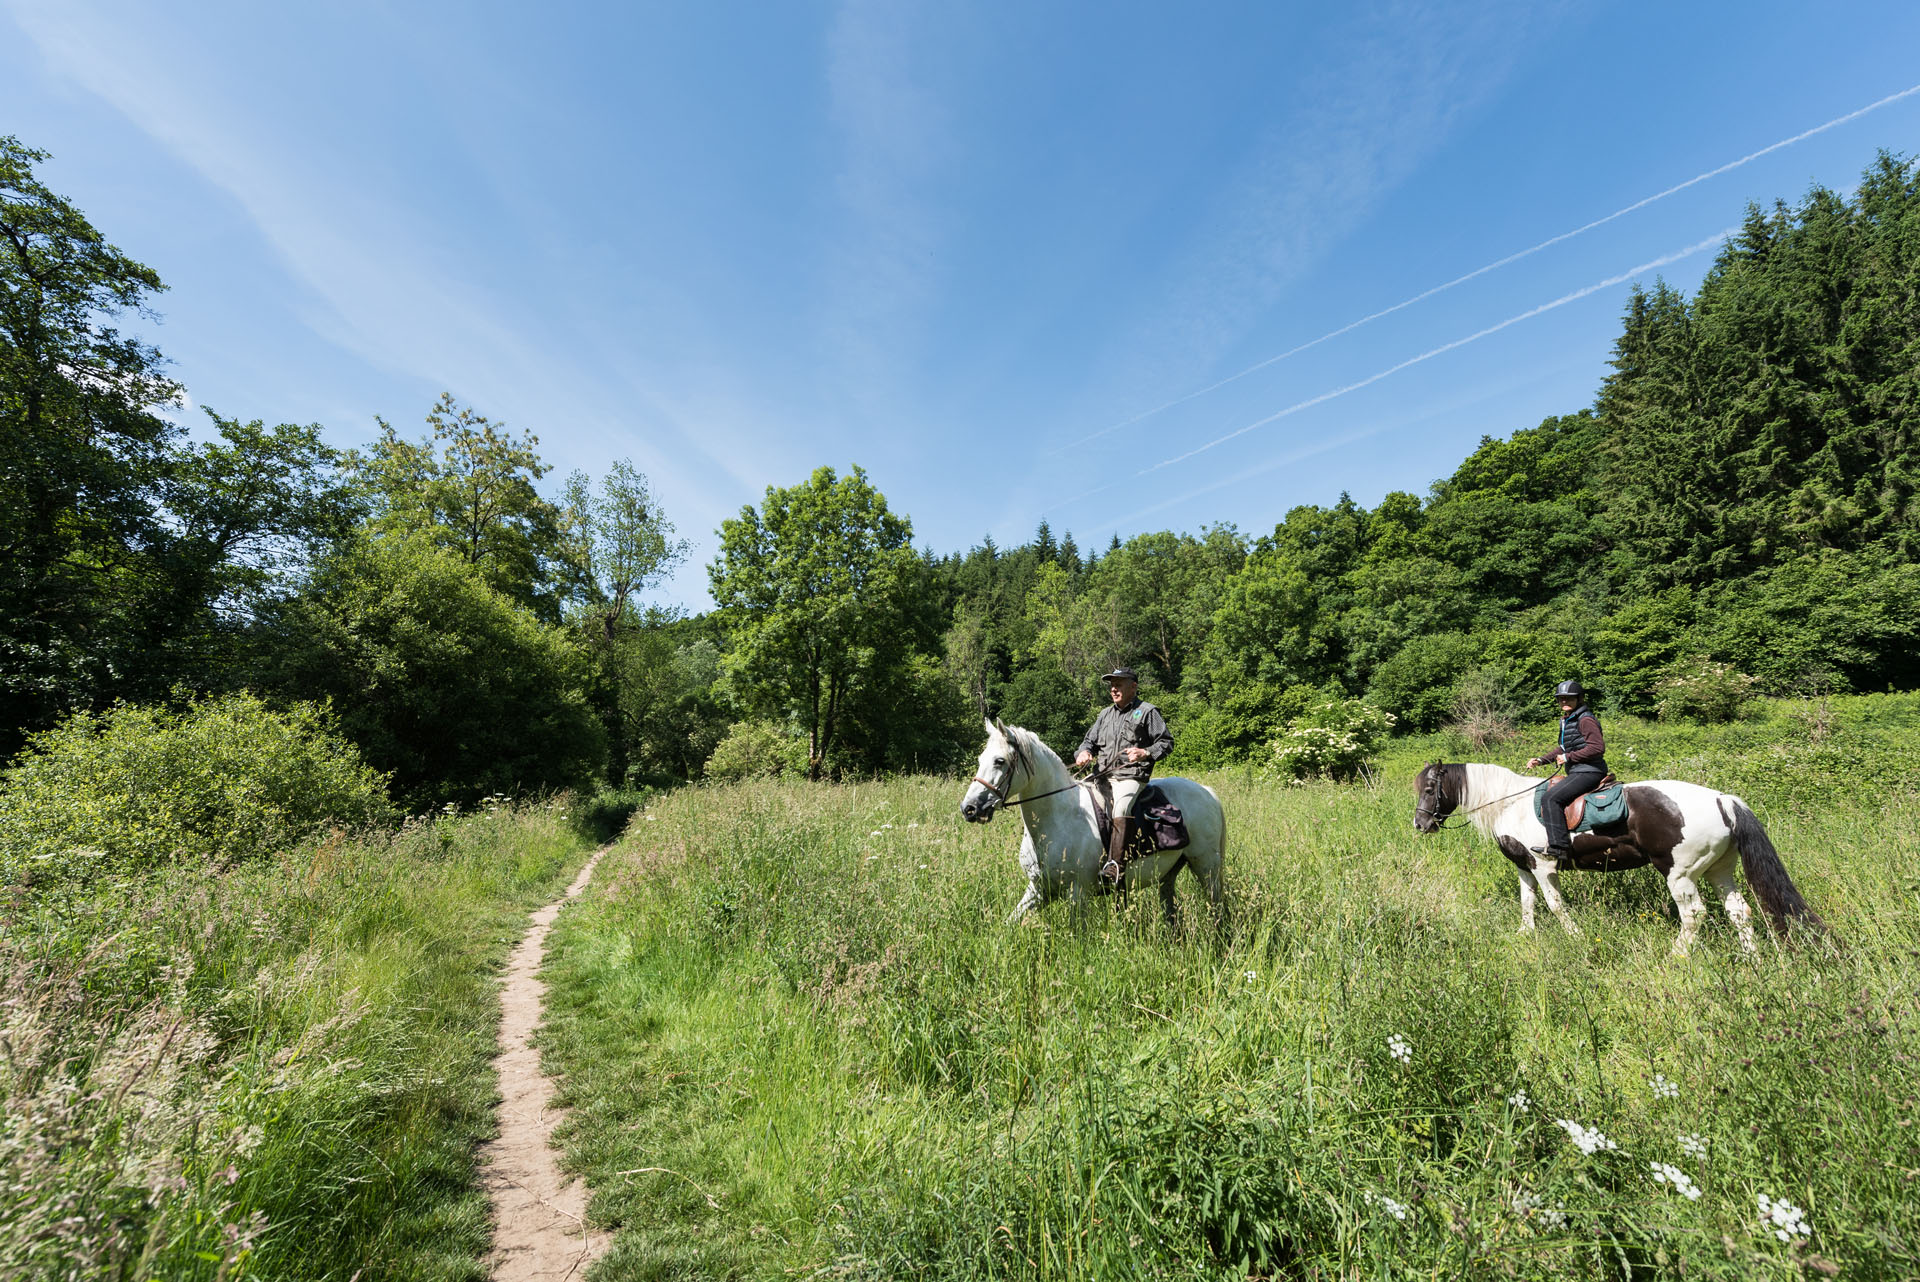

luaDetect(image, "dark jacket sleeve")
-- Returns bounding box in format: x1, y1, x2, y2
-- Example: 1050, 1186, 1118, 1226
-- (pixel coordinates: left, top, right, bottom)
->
1142, 705, 1173, 761
1078, 712, 1102, 759
1564, 715, 1605, 766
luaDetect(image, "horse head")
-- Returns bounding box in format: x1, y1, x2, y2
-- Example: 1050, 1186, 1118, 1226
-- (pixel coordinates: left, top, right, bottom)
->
961, 717, 1027, 823
1412, 760, 1460, 833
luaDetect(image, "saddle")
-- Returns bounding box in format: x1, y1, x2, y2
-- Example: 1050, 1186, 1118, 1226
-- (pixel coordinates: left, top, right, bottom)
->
1090, 782, 1191, 861
1533, 774, 1627, 833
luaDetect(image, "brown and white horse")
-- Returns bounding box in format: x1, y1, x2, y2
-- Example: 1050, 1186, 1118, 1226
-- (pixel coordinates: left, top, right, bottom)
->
1412, 762, 1826, 954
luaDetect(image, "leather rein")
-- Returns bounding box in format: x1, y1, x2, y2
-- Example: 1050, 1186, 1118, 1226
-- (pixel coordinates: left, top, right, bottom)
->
972, 737, 1107, 809
1423, 766, 1558, 831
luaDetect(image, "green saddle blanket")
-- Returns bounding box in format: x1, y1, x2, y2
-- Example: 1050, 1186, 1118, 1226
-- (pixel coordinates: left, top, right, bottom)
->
1534, 779, 1628, 832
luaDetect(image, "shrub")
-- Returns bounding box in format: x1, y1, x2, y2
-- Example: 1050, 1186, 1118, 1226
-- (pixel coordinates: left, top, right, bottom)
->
1367, 632, 1481, 732
1656, 657, 1759, 724
704, 719, 808, 782
1444, 666, 1524, 749
0, 693, 391, 884
571, 788, 654, 843
1263, 697, 1395, 782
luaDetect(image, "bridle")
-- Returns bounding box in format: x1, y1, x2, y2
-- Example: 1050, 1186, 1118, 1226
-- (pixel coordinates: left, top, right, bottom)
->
1417, 763, 1558, 832
971, 734, 1105, 812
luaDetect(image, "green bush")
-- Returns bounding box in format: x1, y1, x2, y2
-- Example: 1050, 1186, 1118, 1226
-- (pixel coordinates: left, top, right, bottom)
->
704, 719, 809, 782
1263, 696, 1396, 782
1367, 632, 1481, 731
1656, 657, 1759, 724
0, 692, 390, 884
257, 535, 606, 809
571, 788, 654, 844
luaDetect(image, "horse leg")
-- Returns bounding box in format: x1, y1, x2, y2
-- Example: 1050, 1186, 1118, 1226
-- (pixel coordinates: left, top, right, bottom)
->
1704, 861, 1758, 953
1006, 881, 1044, 925
1157, 869, 1180, 929
1536, 863, 1581, 936
1515, 869, 1540, 933
1666, 870, 1708, 956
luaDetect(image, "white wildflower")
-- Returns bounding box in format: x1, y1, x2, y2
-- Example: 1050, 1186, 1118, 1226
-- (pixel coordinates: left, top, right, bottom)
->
870, 830, 883, 837
919, 864, 929, 870
645, 815, 656, 822
1650, 1162, 1702, 1201
1511, 1191, 1567, 1229
882, 823, 893, 829
1650, 1072, 1679, 1100
865, 855, 879, 862
906, 822, 920, 829
1507, 1089, 1531, 1112
1678, 1132, 1708, 1160
1387, 1034, 1412, 1065
1757, 1193, 1810, 1242
1243, 970, 1257, 981
1554, 1118, 1619, 1155
1362, 1190, 1409, 1222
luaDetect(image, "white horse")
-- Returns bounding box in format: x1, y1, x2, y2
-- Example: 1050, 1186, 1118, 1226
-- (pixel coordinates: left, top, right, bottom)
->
1413, 762, 1827, 954
960, 719, 1227, 926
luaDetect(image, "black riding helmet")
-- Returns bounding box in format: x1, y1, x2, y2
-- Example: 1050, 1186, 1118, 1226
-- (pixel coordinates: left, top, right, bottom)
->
1553, 679, 1585, 701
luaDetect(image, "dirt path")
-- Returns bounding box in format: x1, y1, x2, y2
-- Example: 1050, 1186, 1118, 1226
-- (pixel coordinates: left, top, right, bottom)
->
482, 851, 609, 1281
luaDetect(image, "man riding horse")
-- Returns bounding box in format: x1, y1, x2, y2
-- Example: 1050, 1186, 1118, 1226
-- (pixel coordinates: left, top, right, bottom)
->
1526, 679, 1609, 862
1073, 667, 1173, 888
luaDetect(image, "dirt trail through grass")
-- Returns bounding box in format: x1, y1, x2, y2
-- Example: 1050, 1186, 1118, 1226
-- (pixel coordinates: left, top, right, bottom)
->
483, 850, 608, 1280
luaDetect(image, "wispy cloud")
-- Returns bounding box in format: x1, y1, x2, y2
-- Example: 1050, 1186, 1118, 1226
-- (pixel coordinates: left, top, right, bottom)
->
819, 0, 956, 412
1082, 0, 1557, 412
3, 4, 758, 523
1061, 78, 1920, 451
1143, 228, 1734, 472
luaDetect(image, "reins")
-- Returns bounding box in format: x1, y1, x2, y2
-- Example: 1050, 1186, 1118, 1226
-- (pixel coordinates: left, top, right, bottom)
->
1428, 767, 1558, 831
972, 734, 1108, 809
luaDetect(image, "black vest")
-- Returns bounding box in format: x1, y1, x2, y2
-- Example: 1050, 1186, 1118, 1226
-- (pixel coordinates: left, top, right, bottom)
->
1558, 705, 1606, 772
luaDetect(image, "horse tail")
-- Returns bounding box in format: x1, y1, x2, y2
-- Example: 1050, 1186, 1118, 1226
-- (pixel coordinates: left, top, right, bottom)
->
1728, 797, 1828, 939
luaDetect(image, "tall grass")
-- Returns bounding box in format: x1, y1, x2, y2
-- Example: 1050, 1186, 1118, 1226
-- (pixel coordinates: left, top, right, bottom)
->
542, 708, 1920, 1279
0, 800, 594, 1281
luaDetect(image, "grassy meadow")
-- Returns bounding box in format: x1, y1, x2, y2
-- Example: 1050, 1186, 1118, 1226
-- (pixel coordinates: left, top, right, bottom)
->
0, 801, 596, 1281
541, 699, 1920, 1280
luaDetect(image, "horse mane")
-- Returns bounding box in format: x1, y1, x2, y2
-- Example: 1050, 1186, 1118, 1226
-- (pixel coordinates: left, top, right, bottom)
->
998, 722, 1073, 793
1458, 761, 1532, 836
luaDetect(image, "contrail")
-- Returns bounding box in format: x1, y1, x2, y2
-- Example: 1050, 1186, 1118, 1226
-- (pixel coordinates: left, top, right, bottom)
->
1059, 80, 1920, 454
1140, 228, 1736, 474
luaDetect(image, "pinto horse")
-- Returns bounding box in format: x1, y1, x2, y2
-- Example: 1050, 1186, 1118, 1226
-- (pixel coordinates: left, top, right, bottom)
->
960, 718, 1226, 926
1412, 762, 1826, 954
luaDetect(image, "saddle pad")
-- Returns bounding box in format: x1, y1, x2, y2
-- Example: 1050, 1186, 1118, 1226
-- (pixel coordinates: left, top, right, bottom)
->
1533, 779, 1628, 832
1092, 783, 1191, 853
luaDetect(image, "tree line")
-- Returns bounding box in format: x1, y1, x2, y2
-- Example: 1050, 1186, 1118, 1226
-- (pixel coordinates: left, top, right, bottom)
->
7, 133, 1919, 803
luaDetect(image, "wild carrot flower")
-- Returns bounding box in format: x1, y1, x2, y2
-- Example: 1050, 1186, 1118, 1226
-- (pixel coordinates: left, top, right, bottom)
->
1554, 1118, 1618, 1155
1678, 1132, 1708, 1159
1387, 1034, 1412, 1065
1650, 1162, 1702, 1200
1511, 1191, 1566, 1228
1363, 1190, 1409, 1221
1243, 970, 1257, 981
1757, 1193, 1810, 1241
1650, 1072, 1679, 1100
1506, 1089, 1531, 1112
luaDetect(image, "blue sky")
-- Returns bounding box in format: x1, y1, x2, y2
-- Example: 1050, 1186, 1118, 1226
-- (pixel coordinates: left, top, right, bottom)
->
6, 1, 1920, 608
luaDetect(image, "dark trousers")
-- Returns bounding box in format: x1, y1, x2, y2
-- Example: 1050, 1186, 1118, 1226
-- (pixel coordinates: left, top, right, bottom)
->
1542, 767, 1606, 852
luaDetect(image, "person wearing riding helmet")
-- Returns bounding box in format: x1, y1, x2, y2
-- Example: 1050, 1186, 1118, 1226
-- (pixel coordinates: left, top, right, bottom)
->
1526, 679, 1608, 861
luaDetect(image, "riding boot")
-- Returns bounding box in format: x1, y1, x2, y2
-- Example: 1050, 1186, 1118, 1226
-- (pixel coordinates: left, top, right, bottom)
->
1100, 817, 1131, 889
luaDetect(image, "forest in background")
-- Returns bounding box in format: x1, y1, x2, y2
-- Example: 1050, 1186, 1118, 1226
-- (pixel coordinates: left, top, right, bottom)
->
7, 135, 1920, 807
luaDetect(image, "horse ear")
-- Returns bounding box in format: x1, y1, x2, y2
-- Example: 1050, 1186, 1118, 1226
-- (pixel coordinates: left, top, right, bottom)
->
993, 715, 1009, 737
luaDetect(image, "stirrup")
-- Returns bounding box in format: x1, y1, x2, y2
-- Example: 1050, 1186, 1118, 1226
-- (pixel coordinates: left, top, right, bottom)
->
1099, 857, 1123, 886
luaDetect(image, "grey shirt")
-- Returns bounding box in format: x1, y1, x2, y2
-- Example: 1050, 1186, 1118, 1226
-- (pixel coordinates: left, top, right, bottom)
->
1078, 699, 1173, 782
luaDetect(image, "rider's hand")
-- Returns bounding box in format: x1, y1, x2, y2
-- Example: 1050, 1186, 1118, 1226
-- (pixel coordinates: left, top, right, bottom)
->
1525, 757, 1542, 768
1074, 751, 1093, 768
1123, 747, 1148, 764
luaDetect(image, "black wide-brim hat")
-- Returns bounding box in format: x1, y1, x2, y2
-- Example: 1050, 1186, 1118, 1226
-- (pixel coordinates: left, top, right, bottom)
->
1101, 667, 1139, 683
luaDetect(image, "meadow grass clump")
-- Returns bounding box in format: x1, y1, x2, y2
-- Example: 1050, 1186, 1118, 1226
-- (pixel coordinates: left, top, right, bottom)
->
543, 710, 1920, 1280
0, 799, 593, 1281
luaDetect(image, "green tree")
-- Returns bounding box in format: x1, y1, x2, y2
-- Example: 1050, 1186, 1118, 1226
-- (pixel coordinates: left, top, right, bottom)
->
0, 137, 180, 748
257, 535, 604, 808
709, 466, 943, 779
563, 459, 687, 641
353, 393, 577, 621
